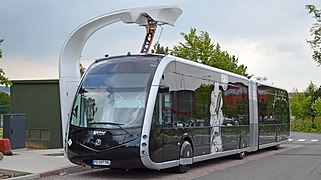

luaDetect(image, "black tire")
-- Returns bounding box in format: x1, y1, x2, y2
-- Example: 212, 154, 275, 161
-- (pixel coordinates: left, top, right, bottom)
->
175, 164, 190, 173
276, 130, 282, 142
271, 144, 280, 150
272, 130, 281, 150
239, 134, 247, 149
234, 151, 246, 159
235, 135, 246, 159
175, 141, 193, 173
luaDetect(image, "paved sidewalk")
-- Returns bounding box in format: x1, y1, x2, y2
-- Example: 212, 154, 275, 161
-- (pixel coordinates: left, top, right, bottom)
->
0, 148, 88, 179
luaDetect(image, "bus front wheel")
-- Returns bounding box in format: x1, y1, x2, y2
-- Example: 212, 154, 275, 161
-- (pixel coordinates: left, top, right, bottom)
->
175, 141, 193, 173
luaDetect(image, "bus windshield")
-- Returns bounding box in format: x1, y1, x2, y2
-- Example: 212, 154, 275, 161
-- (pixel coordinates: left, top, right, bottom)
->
70, 58, 158, 129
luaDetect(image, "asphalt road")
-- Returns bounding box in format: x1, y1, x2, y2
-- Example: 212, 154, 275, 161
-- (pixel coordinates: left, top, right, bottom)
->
195, 132, 321, 180
42, 132, 321, 180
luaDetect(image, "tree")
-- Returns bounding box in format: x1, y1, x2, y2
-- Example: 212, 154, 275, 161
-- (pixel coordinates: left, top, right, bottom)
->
291, 81, 321, 129
290, 88, 308, 121
0, 92, 10, 115
0, 92, 10, 106
79, 63, 86, 76
290, 81, 321, 128
312, 85, 321, 116
151, 43, 169, 55
171, 28, 251, 78
0, 38, 11, 87
303, 81, 320, 128
313, 97, 321, 116
306, 5, 321, 66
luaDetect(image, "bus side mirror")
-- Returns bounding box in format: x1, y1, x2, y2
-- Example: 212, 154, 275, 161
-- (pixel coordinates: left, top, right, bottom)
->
158, 85, 170, 93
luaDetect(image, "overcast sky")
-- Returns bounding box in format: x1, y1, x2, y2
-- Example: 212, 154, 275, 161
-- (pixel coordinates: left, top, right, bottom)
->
0, 0, 320, 92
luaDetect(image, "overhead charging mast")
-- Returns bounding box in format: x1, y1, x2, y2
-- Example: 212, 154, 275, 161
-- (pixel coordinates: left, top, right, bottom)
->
140, 16, 158, 54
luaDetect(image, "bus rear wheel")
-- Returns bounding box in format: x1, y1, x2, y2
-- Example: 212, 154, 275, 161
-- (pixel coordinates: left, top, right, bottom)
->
271, 144, 280, 150
175, 141, 193, 173
234, 135, 246, 159
234, 151, 246, 159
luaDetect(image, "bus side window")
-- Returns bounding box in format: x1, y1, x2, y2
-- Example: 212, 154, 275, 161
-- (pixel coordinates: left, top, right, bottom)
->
163, 93, 173, 125
152, 85, 174, 128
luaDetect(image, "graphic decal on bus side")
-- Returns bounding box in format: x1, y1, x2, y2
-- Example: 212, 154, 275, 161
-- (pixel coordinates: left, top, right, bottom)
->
210, 82, 224, 153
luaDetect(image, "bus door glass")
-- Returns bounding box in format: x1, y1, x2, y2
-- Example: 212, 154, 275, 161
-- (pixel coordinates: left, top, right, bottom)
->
150, 62, 179, 162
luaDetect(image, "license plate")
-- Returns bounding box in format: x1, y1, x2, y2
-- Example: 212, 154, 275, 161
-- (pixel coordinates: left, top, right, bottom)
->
92, 160, 111, 166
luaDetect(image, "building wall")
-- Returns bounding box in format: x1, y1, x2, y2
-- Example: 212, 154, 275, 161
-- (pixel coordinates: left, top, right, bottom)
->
10, 80, 62, 149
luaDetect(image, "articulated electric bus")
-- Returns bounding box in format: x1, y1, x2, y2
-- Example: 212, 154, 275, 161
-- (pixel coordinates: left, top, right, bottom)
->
66, 54, 290, 173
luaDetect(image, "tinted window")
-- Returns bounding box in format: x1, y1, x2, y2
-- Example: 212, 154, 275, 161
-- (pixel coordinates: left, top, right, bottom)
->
71, 57, 159, 128
258, 86, 289, 124
152, 62, 250, 128
222, 83, 249, 126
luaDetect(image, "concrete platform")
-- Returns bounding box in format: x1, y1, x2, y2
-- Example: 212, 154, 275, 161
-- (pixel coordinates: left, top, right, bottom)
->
0, 148, 88, 179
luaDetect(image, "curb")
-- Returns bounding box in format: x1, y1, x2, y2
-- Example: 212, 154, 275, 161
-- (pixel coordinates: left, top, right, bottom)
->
0, 169, 38, 180
7, 173, 40, 180
40, 165, 91, 178
1, 165, 90, 179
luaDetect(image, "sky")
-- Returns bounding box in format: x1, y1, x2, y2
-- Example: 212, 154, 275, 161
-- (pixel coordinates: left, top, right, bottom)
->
0, 0, 320, 92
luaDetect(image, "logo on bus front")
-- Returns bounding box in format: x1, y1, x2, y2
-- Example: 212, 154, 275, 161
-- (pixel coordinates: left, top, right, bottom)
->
93, 130, 106, 136
95, 139, 102, 146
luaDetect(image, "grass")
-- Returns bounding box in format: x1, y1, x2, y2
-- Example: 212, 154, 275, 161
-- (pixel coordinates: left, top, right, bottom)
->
0, 128, 2, 139
291, 116, 321, 133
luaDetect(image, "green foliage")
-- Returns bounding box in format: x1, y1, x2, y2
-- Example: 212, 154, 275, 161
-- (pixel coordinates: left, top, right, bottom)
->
171, 28, 250, 78
291, 116, 321, 132
152, 28, 251, 78
290, 81, 321, 130
0, 38, 11, 87
313, 97, 321, 116
290, 89, 308, 120
151, 43, 169, 55
306, 4, 321, 66
171, 28, 214, 64
0, 92, 10, 106
305, 82, 320, 127
79, 63, 85, 76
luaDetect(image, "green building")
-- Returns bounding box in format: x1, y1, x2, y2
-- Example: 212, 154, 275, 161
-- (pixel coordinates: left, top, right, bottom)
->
10, 79, 62, 149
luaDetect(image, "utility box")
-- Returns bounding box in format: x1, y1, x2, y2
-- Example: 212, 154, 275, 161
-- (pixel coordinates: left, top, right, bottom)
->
3, 114, 26, 149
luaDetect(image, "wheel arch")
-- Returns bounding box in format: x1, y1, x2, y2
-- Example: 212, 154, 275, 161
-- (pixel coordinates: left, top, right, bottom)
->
180, 134, 194, 154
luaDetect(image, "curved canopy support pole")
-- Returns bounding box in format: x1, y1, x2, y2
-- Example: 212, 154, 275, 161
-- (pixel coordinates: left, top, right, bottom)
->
59, 5, 182, 153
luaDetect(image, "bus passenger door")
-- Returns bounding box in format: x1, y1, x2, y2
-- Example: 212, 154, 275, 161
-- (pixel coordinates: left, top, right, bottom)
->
159, 86, 180, 162
149, 87, 179, 163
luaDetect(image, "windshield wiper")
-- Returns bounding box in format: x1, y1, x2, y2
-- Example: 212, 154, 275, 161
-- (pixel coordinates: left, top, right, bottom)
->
79, 87, 88, 94
89, 121, 133, 136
